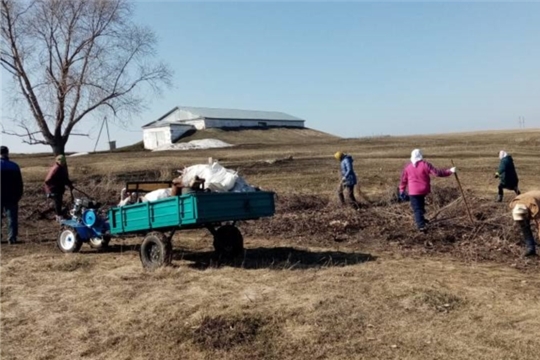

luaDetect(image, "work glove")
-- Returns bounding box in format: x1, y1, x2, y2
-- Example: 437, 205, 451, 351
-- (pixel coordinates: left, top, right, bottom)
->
450, 167, 457, 174
494, 172, 500, 179
399, 192, 408, 201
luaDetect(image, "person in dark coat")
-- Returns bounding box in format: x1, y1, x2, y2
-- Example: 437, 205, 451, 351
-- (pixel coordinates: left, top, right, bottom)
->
334, 151, 359, 208
1, 146, 23, 244
44, 154, 73, 220
496, 150, 520, 202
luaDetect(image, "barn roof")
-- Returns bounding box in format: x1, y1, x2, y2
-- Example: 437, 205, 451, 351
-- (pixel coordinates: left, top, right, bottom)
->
142, 106, 304, 128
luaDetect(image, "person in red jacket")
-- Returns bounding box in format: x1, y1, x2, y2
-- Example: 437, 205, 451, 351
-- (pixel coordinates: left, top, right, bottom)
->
399, 149, 456, 232
44, 155, 73, 221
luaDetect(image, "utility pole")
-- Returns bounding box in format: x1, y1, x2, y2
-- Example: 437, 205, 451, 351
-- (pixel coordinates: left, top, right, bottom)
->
518, 116, 525, 129
93, 117, 115, 152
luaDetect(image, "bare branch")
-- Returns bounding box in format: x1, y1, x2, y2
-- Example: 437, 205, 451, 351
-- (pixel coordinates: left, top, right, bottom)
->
1, 123, 49, 145
69, 132, 90, 137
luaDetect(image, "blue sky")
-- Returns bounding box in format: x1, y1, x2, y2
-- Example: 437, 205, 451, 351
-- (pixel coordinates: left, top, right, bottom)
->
2, 1, 540, 153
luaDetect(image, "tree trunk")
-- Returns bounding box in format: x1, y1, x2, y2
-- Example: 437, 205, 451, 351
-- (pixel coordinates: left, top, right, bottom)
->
50, 139, 66, 156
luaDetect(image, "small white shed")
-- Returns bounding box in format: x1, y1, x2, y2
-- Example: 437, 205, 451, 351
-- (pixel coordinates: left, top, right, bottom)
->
142, 123, 194, 150
142, 106, 305, 150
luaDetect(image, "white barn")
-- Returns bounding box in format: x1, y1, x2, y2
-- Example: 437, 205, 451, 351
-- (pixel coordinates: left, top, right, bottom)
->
142, 106, 305, 150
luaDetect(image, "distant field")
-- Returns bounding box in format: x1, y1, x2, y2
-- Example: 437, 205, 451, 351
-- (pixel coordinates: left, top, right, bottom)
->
12, 128, 540, 196
2, 128, 540, 360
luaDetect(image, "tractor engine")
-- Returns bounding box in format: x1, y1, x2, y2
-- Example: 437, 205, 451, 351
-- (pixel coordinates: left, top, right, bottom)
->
70, 198, 102, 226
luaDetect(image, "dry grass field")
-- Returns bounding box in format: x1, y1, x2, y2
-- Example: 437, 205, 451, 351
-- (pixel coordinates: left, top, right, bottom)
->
2, 128, 540, 359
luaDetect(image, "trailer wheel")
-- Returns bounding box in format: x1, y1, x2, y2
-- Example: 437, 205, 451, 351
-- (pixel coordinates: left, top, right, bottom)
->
89, 235, 110, 250
213, 225, 244, 258
140, 232, 172, 270
58, 228, 83, 253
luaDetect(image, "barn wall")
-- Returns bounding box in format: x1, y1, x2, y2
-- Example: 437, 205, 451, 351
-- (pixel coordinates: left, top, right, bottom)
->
176, 109, 202, 121
179, 119, 206, 130
203, 119, 305, 128
169, 124, 195, 142
160, 109, 181, 123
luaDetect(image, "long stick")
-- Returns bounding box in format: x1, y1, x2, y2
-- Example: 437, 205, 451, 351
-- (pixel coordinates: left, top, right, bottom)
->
73, 186, 92, 199
451, 159, 474, 224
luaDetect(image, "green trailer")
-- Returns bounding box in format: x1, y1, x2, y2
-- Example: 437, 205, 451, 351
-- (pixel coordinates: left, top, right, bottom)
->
107, 190, 276, 269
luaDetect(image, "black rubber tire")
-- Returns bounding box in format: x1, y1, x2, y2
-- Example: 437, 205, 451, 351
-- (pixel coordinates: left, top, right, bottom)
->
57, 228, 83, 253
213, 225, 244, 258
88, 235, 111, 250
140, 232, 172, 270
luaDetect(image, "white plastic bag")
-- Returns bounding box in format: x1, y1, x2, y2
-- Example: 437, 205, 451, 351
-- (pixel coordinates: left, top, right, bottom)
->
142, 188, 172, 202
180, 162, 238, 192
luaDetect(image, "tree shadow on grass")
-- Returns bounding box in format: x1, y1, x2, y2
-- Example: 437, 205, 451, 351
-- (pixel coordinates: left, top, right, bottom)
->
173, 246, 376, 270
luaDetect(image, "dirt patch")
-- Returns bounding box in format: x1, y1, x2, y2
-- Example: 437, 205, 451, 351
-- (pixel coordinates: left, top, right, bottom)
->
192, 314, 269, 351
46, 257, 94, 272
399, 288, 466, 314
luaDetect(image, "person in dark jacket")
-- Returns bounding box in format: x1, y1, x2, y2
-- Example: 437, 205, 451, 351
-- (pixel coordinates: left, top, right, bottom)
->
44, 154, 73, 220
334, 151, 359, 208
496, 150, 520, 202
1, 146, 23, 244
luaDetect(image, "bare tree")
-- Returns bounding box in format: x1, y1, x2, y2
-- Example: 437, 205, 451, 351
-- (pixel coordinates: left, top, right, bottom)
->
1, 0, 172, 154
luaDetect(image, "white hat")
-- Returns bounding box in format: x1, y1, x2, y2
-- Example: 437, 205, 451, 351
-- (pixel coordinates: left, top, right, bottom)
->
512, 204, 529, 221
410, 149, 423, 167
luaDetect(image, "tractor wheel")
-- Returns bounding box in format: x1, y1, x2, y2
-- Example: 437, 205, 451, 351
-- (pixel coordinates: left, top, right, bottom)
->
213, 225, 244, 258
57, 228, 83, 253
140, 232, 172, 270
89, 235, 111, 250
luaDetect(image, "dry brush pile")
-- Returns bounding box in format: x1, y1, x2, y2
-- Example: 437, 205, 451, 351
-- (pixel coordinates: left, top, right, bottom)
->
13, 177, 536, 269
242, 186, 536, 268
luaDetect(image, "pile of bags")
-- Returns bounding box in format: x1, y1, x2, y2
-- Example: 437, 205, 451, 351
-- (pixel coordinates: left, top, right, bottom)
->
179, 162, 257, 193
129, 162, 258, 204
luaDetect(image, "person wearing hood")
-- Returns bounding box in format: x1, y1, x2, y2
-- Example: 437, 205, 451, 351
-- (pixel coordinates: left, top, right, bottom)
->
44, 154, 73, 221
1, 146, 23, 244
334, 151, 359, 207
509, 191, 540, 257
495, 150, 520, 202
399, 149, 456, 232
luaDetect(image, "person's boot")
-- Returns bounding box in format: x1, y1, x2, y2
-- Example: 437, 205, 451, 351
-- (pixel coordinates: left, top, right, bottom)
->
338, 193, 345, 206
351, 201, 361, 210
496, 194, 503, 202
524, 247, 537, 257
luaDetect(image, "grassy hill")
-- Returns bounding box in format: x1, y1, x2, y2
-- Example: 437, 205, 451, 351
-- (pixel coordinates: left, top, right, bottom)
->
174, 126, 338, 145
114, 126, 338, 152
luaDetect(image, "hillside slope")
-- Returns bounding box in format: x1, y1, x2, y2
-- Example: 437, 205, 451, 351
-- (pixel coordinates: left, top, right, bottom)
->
175, 127, 338, 145
115, 127, 337, 152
